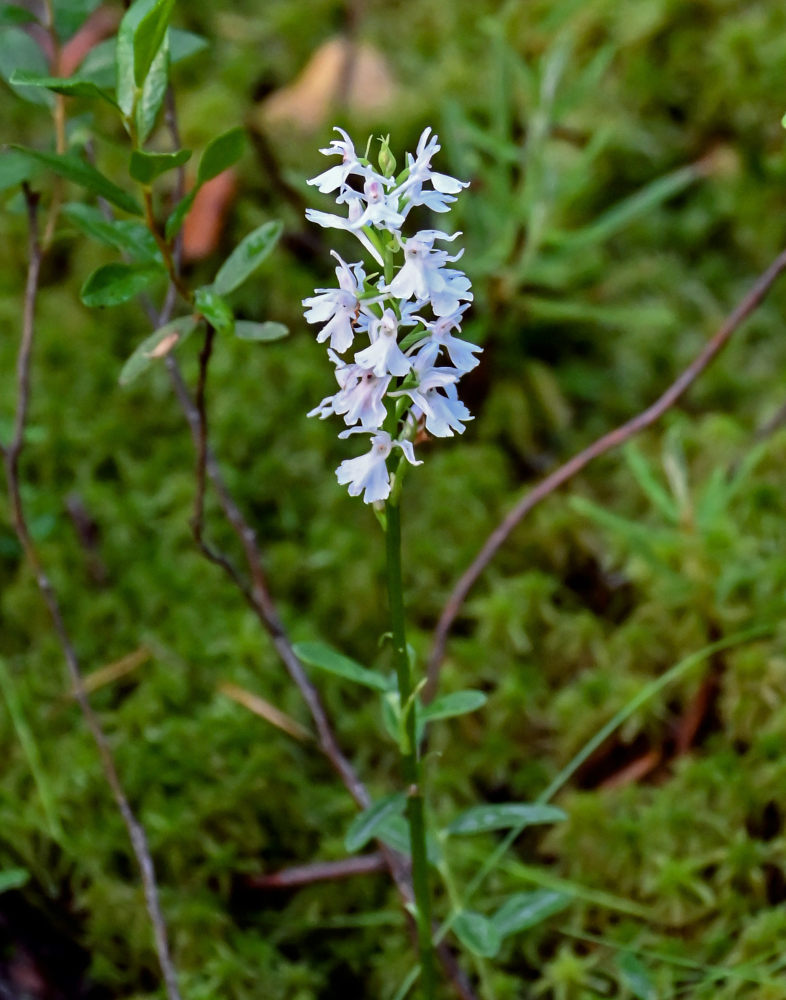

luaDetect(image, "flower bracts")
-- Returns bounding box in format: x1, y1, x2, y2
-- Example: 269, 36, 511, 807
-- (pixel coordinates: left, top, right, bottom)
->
304, 128, 480, 503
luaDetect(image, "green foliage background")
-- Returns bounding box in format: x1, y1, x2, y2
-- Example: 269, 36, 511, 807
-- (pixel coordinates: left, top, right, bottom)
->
2, 0, 786, 996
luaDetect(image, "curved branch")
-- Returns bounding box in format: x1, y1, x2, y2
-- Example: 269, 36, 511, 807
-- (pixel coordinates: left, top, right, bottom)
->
426, 246, 786, 698
3, 188, 182, 1000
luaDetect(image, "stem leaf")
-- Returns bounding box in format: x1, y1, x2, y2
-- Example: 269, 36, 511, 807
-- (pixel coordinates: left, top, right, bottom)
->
453, 911, 501, 958
345, 793, 407, 852
420, 690, 487, 722
492, 890, 572, 939
616, 952, 657, 1000
447, 802, 566, 836
293, 641, 394, 692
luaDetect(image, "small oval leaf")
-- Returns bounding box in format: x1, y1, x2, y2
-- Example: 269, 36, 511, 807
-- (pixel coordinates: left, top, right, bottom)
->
129, 148, 191, 185
447, 803, 566, 836
119, 315, 199, 385
234, 320, 288, 342
80, 262, 162, 307
293, 641, 393, 692
198, 126, 246, 185
345, 793, 407, 853
617, 952, 657, 1000
453, 911, 501, 958
194, 286, 234, 335
213, 220, 283, 295
492, 890, 572, 939
421, 690, 487, 722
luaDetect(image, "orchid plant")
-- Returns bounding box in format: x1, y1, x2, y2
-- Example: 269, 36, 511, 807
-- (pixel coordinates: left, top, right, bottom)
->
302, 128, 482, 997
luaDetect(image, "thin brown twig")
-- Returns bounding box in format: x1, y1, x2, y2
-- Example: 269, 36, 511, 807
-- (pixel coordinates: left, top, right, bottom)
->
425, 246, 786, 699
248, 852, 387, 889
2, 188, 182, 1000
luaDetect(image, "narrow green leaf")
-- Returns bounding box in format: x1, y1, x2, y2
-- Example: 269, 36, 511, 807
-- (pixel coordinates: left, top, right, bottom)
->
624, 444, 678, 523
129, 148, 191, 185
234, 321, 289, 342
0, 868, 29, 893
213, 220, 283, 295
617, 952, 657, 1000
0, 150, 37, 193
198, 126, 246, 184
0, 26, 52, 106
421, 690, 487, 722
194, 286, 234, 336
293, 641, 393, 692
81, 262, 162, 307
135, 30, 168, 142
453, 911, 501, 958
165, 188, 195, 240
9, 70, 118, 106
0, 6, 36, 28
116, 0, 157, 115
550, 162, 701, 253
12, 147, 142, 215
492, 890, 572, 939
448, 803, 566, 836
345, 793, 407, 852
133, 0, 174, 86
119, 315, 199, 385
78, 28, 205, 90
62, 203, 160, 262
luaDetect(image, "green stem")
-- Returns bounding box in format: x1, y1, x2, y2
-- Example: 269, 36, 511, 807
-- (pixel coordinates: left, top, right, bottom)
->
385, 500, 436, 1000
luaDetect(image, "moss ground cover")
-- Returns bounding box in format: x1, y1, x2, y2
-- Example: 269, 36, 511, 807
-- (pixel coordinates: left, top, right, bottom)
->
3, 0, 786, 996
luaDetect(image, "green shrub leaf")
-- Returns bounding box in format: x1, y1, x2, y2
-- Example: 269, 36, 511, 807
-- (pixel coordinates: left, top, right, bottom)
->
62, 204, 160, 262
133, 0, 175, 86
213, 220, 283, 295
8, 71, 118, 106
194, 287, 234, 335
81, 262, 163, 307
448, 803, 566, 836
129, 148, 191, 185
13, 147, 142, 215
119, 315, 199, 385
198, 126, 246, 184
234, 321, 289, 342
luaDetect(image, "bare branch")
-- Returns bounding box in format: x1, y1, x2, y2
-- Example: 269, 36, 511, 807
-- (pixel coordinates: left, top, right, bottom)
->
425, 246, 786, 699
248, 853, 387, 889
3, 187, 182, 1000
